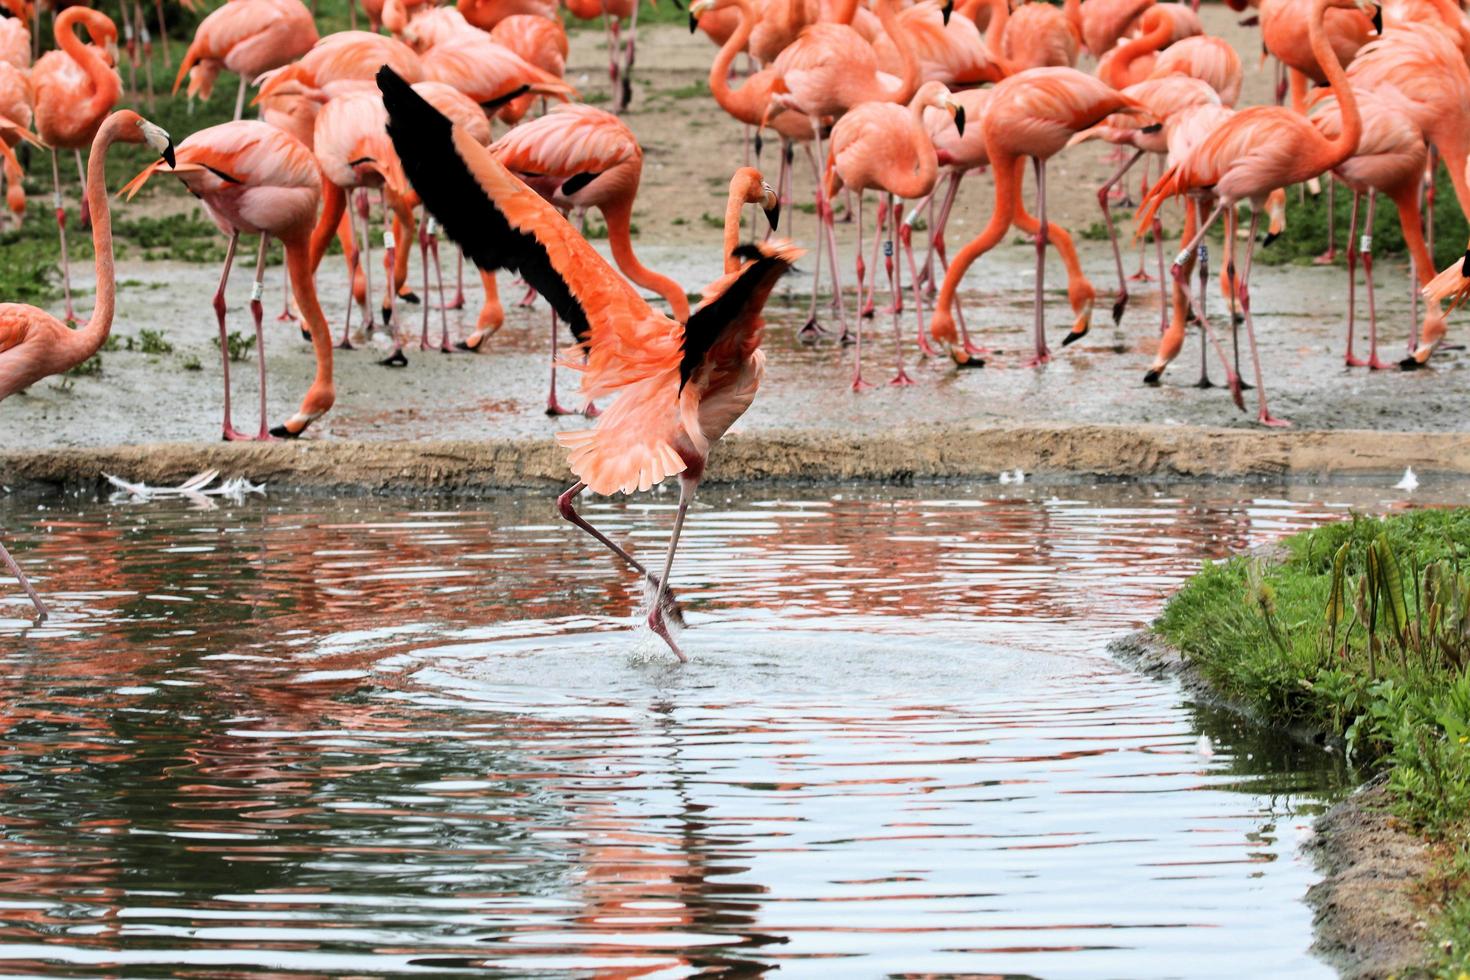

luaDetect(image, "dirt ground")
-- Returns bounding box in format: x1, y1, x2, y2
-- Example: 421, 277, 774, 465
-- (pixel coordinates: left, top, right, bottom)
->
5, 7, 1468, 451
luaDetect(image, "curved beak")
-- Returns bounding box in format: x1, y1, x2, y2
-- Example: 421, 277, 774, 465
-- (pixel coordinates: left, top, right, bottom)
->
689, 0, 711, 31
1370, 3, 1382, 32
761, 181, 779, 231
140, 120, 174, 168
948, 100, 965, 137
941, 0, 953, 24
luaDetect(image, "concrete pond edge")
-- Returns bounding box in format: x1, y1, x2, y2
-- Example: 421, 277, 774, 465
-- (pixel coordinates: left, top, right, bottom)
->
3, 421, 1470, 493
1110, 630, 1436, 979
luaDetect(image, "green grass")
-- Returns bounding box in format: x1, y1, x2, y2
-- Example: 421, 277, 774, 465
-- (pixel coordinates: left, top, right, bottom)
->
1252, 168, 1470, 269
1156, 509, 1470, 974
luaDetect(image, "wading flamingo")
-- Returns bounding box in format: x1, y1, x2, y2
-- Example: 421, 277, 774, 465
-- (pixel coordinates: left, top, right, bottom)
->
173, 0, 317, 119
122, 121, 335, 440
825, 80, 963, 388
1135, 0, 1375, 424
32, 6, 119, 324
377, 66, 799, 661
931, 67, 1140, 366
0, 109, 172, 622
490, 102, 690, 413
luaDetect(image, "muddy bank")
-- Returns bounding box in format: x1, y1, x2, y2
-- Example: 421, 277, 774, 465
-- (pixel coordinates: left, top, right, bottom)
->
3, 421, 1470, 493
1111, 633, 1434, 979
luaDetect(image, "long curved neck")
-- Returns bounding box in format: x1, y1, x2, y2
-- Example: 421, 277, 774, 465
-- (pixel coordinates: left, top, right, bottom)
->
58, 13, 116, 122
708, 0, 758, 114
979, 0, 1010, 64
1308, 0, 1358, 168
1102, 10, 1170, 87
722, 182, 756, 273
875, 0, 918, 104
602, 200, 691, 322
69, 115, 120, 359
894, 96, 938, 199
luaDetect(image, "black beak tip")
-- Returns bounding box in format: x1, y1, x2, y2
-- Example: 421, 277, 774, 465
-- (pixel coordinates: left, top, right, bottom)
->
1143, 369, 1161, 386
1061, 332, 1082, 347
941, 0, 952, 24
163, 142, 176, 168
688, 11, 698, 32
1399, 355, 1424, 371
1371, 5, 1382, 32
268, 424, 298, 440
765, 204, 780, 232
953, 105, 965, 137
1262, 231, 1279, 248
1459, 250, 1470, 278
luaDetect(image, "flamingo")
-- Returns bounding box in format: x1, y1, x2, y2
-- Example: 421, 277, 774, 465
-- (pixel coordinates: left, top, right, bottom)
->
871, 0, 1009, 88
122, 121, 336, 441
32, 6, 119, 325
1145, 34, 1243, 107
931, 67, 1141, 367
1075, 0, 1156, 58
377, 66, 799, 661
0, 26, 31, 230
1344, 22, 1470, 366
1095, 3, 1201, 89
488, 14, 568, 125
562, 0, 645, 113
825, 80, 962, 388
764, 0, 921, 338
1003, 0, 1082, 70
419, 26, 574, 109
1310, 89, 1439, 370
173, 0, 317, 120
720, 167, 781, 273
1135, 0, 1375, 425
490, 102, 691, 413
0, 109, 172, 622
255, 31, 423, 103
307, 88, 417, 363
458, 0, 559, 32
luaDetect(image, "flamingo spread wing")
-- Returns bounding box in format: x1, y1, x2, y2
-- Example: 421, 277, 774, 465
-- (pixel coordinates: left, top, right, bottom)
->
378, 65, 658, 356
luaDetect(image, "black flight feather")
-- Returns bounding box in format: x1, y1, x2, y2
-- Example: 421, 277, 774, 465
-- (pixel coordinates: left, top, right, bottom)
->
479, 84, 531, 113
377, 66, 592, 343
678, 245, 793, 393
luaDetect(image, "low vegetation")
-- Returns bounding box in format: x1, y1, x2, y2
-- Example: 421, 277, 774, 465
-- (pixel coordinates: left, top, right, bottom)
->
1156, 509, 1470, 974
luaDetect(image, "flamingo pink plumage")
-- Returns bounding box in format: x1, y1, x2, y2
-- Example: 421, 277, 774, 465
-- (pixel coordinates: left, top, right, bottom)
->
0, 110, 172, 622
173, 0, 317, 119
122, 120, 336, 441
32, 6, 119, 324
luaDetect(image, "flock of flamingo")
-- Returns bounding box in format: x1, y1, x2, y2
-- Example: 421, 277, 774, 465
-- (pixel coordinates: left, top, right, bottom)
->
3, 0, 1470, 657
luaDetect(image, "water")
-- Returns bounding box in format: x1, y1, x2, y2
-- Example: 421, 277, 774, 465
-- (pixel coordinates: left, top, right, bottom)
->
0, 480, 1433, 977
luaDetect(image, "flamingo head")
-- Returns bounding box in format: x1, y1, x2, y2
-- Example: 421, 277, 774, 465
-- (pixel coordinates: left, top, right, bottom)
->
138, 117, 175, 168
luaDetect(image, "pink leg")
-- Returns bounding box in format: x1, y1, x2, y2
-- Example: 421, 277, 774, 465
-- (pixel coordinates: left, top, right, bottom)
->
853, 190, 869, 325
1313, 179, 1337, 265
851, 191, 876, 390
887, 194, 912, 385
1027, 158, 1051, 367
1128, 156, 1154, 280
900, 215, 931, 363
50, 150, 75, 324
1152, 217, 1167, 336
1360, 190, 1388, 371
247, 233, 277, 441
1237, 206, 1289, 426
1194, 234, 1214, 388
1097, 148, 1143, 325
213, 230, 248, 441
799, 146, 827, 343
0, 537, 47, 622
379, 202, 407, 368
1343, 192, 1365, 367
646, 477, 696, 663
556, 481, 684, 627
418, 213, 436, 351
546, 312, 575, 416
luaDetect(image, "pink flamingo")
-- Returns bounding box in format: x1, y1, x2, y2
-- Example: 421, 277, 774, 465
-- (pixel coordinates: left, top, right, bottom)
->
123, 120, 337, 441
931, 67, 1139, 366
825, 80, 962, 388
1135, 0, 1375, 425
173, 0, 317, 119
32, 6, 119, 325
491, 103, 690, 413
0, 109, 172, 621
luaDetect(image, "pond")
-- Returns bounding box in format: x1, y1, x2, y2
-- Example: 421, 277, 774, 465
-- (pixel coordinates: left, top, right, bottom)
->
0, 479, 1431, 977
